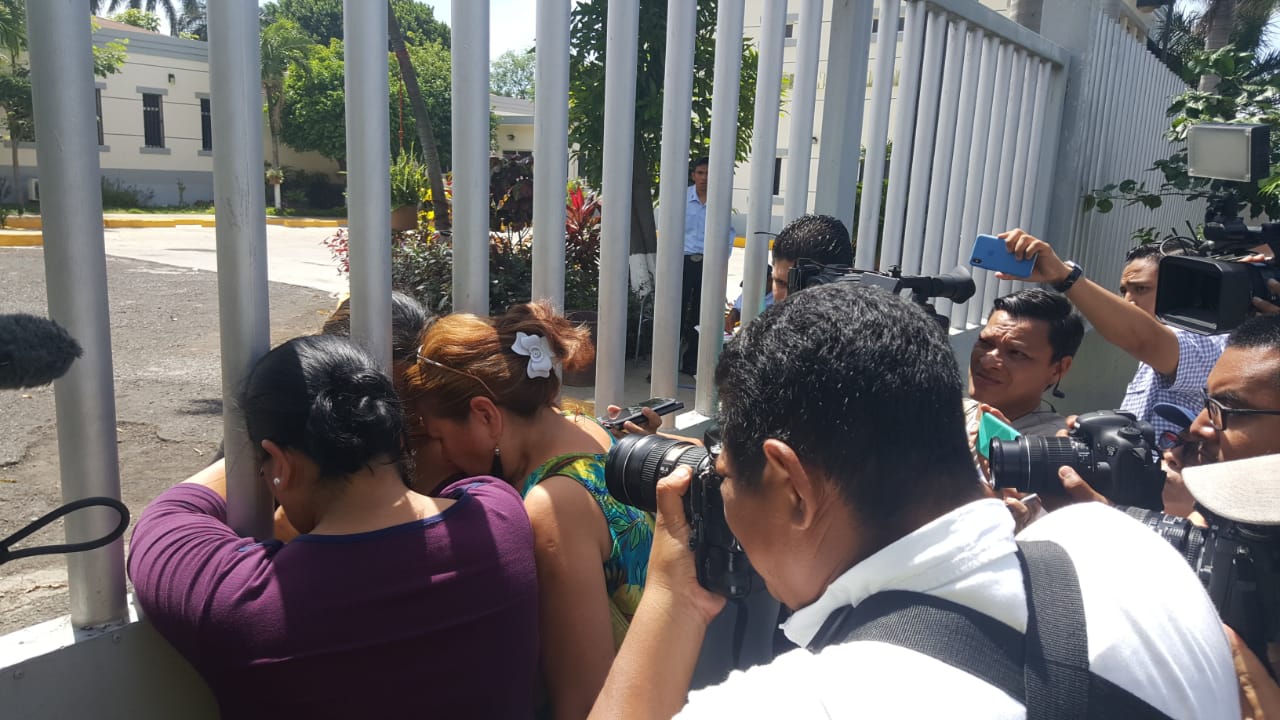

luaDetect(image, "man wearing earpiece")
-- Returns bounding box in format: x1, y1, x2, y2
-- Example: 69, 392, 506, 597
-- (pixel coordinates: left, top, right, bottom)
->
995, 229, 1226, 439
965, 288, 1085, 441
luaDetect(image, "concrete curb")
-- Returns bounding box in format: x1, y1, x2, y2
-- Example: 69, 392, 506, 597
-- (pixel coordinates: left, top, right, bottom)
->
0, 215, 346, 243
0, 231, 42, 247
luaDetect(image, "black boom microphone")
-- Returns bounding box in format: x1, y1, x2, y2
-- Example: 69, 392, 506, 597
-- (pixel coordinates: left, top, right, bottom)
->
0, 313, 84, 389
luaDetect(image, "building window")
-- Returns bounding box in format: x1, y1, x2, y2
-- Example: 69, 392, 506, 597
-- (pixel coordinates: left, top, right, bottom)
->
200, 98, 212, 151
871, 14, 906, 34
784, 22, 794, 39
142, 93, 164, 148
95, 89, 104, 146
772, 157, 782, 196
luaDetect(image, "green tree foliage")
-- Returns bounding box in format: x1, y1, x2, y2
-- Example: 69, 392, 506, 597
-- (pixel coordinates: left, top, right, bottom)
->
1084, 46, 1280, 231
262, 0, 449, 48
568, 0, 759, 252
280, 38, 453, 168
91, 0, 200, 37
173, 0, 207, 41
261, 18, 313, 175
491, 46, 535, 99
110, 8, 160, 32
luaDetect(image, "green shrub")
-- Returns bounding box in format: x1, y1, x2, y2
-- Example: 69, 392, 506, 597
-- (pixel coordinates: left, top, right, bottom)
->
101, 177, 154, 208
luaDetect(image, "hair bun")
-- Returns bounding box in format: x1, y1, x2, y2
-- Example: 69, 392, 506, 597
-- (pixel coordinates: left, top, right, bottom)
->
305, 369, 403, 477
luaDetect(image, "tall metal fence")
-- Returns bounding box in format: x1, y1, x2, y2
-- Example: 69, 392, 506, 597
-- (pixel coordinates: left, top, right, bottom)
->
854, 0, 1070, 330
1060, 13, 1204, 286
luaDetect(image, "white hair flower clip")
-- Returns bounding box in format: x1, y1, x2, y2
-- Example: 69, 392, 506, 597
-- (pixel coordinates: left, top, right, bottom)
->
512, 332, 555, 379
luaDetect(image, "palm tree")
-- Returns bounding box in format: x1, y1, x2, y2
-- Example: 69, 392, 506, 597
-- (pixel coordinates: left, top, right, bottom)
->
172, 0, 206, 41
260, 18, 312, 209
1191, 0, 1280, 89
90, 0, 200, 38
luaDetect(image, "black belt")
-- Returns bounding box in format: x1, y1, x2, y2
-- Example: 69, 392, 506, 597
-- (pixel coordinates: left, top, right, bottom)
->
686, 253, 704, 263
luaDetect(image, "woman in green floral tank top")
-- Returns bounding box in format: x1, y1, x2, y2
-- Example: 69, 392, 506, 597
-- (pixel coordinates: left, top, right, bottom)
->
401, 302, 656, 720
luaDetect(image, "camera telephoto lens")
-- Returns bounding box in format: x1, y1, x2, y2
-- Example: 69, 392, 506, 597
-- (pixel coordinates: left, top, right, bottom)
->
989, 435, 1081, 495
605, 434, 709, 513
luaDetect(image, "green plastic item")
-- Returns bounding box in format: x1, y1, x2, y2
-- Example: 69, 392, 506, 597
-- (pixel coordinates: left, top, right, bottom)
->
978, 412, 1021, 460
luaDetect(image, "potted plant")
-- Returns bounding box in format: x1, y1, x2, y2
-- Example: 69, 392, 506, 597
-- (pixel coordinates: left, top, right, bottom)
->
265, 167, 285, 211
390, 151, 424, 232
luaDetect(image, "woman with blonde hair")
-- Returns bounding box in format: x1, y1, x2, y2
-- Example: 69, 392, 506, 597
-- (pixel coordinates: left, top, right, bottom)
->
402, 301, 654, 719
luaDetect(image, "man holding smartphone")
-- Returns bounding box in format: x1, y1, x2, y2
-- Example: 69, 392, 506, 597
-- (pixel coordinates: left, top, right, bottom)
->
995, 229, 1225, 438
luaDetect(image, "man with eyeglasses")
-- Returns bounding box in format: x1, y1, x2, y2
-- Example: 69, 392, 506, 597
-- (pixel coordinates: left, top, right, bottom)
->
993, 230, 1226, 439
1185, 317, 1280, 467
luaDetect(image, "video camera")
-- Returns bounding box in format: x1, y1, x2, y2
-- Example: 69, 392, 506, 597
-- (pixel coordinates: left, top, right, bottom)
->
786, 260, 977, 328
604, 429, 752, 599
989, 410, 1166, 511
1155, 123, 1280, 334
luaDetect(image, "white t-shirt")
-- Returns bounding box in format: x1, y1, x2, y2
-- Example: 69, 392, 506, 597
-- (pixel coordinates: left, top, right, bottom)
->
677, 500, 1239, 719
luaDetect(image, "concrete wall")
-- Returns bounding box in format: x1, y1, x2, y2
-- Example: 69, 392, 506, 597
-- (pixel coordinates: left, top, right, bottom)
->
495, 118, 534, 154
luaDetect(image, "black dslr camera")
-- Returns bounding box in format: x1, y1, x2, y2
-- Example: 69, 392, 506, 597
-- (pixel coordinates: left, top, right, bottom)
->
1121, 508, 1279, 676
605, 430, 751, 598
1156, 123, 1280, 334
989, 410, 1166, 511
786, 260, 976, 329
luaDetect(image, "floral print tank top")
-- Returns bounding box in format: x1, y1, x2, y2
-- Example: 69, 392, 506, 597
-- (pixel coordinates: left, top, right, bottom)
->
519, 430, 655, 648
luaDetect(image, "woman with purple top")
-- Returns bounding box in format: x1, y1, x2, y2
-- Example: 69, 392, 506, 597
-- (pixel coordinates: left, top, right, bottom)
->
129, 335, 539, 719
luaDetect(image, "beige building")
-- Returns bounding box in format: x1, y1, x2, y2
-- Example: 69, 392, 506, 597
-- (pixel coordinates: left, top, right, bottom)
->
7, 18, 534, 207
2, 18, 339, 207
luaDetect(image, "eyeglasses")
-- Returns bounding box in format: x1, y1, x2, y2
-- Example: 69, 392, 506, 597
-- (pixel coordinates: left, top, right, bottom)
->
1202, 387, 1280, 431
416, 346, 497, 398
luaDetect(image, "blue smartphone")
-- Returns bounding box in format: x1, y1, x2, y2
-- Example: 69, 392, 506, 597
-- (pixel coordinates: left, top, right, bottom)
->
969, 234, 1036, 278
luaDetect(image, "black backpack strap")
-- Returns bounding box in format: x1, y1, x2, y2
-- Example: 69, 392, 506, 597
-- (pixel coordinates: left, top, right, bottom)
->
807, 540, 1175, 720
810, 590, 1026, 703
1017, 540, 1089, 720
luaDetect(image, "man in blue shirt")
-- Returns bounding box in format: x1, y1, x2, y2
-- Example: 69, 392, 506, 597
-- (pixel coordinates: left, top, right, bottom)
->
680, 157, 733, 375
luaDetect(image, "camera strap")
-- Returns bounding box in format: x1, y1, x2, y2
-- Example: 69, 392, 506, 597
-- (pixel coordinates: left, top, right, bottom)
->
807, 540, 1172, 719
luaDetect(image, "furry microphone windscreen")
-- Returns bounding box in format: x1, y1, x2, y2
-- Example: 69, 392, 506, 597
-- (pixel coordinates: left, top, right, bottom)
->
0, 314, 84, 390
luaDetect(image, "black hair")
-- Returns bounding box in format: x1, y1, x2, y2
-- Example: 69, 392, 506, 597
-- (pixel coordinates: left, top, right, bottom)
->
715, 283, 980, 538
243, 335, 405, 481
772, 214, 854, 267
991, 289, 1084, 362
1124, 238, 1197, 264
690, 156, 709, 173
321, 291, 431, 364
1227, 315, 1280, 352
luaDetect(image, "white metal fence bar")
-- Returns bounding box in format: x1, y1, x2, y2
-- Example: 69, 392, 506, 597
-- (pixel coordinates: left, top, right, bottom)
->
814, 0, 875, 231
25, 0, 129, 626
951, 31, 998, 329
533, 0, 572, 310
918, 17, 969, 279
782, 0, 825, 222
995, 54, 1037, 299
936, 26, 984, 320
854, 0, 902, 269
451, 1, 490, 315
650, 0, 698, 399
694, 0, 747, 414
1011, 58, 1054, 294
899, 9, 948, 276
878, 0, 928, 271
966, 42, 1013, 326
741, 0, 787, 329
208, 0, 274, 540
345, 0, 393, 372
594, 0, 640, 407
981, 48, 1027, 312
